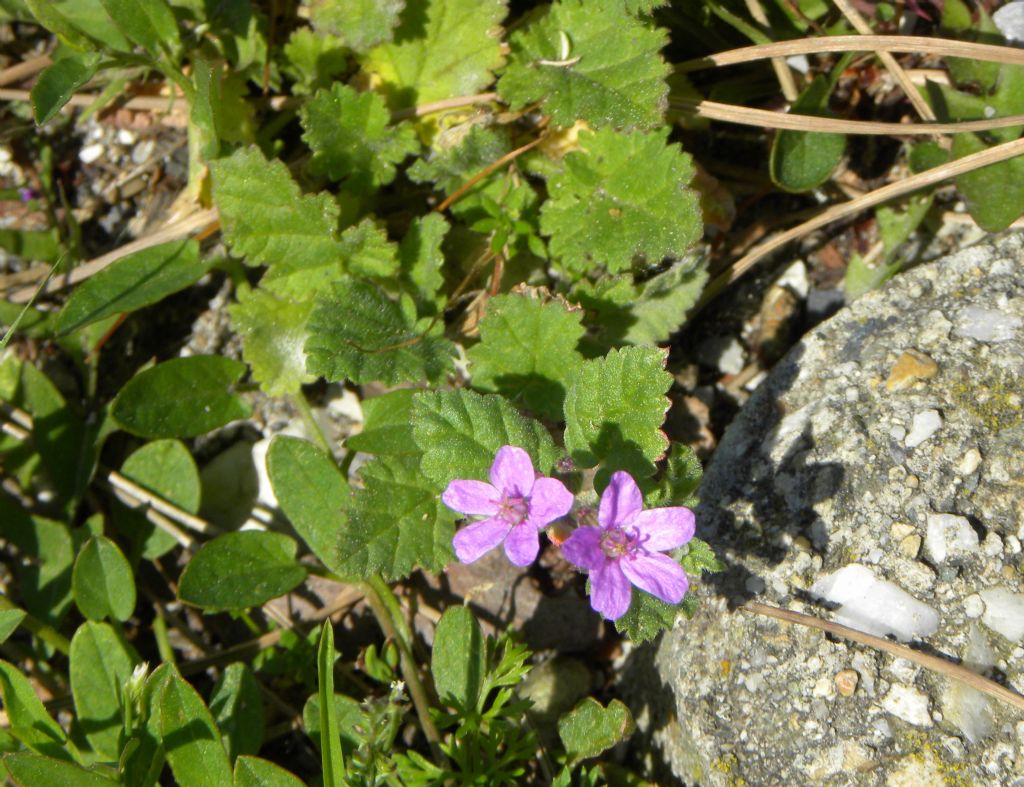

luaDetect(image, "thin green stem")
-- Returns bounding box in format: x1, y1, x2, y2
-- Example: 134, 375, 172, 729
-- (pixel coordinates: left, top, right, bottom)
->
152, 608, 176, 666
289, 392, 334, 457
0, 595, 70, 656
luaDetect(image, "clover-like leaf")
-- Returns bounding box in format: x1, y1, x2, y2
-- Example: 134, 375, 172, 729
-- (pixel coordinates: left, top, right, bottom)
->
308, 0, 404, 51
229, 287, 314, 397
336, 454, 456, 580
467, 292, 584, 419
498, 0, 669, 130
563, 346, 672, 481
411, 388, 560, 485
361, 0, 506, 110
305, 277, 454, 384
301, 83, 418, 190
209, 146, 346, 297
72, 535, 136, 622
540, 128, 701, 274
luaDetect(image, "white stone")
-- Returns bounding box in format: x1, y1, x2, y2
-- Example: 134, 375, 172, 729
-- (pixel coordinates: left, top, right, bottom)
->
954, 306, 1022, 343
698, 336, 745, 375
964, 594, 985, 619
942, 684, 994, 743
979, 587, 1024, 641
958, 447, 982, 476
994, 0, 1024, 44
809, 564, 940, 642
116, 128, 138, 146
925, 513, 979, 563
775, 260, 810, 299
905, 410, 942, 448
79, 143, 104, 164
982, 533, 1003, 558
881, 684, 932, 727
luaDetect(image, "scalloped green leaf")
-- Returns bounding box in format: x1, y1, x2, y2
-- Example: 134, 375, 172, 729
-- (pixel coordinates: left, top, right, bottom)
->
178, 532, 307, 611
308, 0, 404, 52
398, 213, 449, 315
72, 535, 136, 622
339, 219, 399, 279
498, 0, 669, 129
467, 293, 584, 420
344, 389, 417, 456
558, 698, 634, 764
161, 673, 233, 787
336, 454, 456, 580
229, 287, 314, 397
209, 146, 346, 297
111, 356, 251, 438
411, 388, 560, 485
266, 436, 349, 572
69, 621, 138, 761
301, 83, 418, 190
57, 239, 207, 336
563, 346, 671, 481
540, 128, 701, 274
305, 278, 454, 384
612, 579, 685, 643
361, 0, 506, 110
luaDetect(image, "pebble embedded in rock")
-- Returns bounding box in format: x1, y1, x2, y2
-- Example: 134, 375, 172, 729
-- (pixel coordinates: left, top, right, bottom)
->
835, 669, 858, 697
959, 447, 982, 476
905, 409, 942, 448
885, 349, 939, 392
954, 305, 1022, 343
925, 513, 979, 563
979, 586, 1024, 641
881, 684, 932, 727
964, 594, 985, 619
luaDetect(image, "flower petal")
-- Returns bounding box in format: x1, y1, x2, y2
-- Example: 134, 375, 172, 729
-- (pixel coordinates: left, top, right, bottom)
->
620, 552, 689, 605
442, 480, 501, 516
504, 521, 541, 566
527, 477, 574, 527
630, 506, 696, 551
452, 517, 510, 564
589, 561, 632, 620
561, 526, 605, 570
598, 471, 643, 529
490, 446, 535, 497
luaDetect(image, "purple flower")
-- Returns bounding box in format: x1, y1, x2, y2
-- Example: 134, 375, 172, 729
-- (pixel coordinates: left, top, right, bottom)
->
442, 446, 573, 566
562, 471, 695, 621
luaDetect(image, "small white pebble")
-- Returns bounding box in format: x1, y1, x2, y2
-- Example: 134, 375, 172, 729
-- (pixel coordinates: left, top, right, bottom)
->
79, 143, 104, 164
905, 409, 942, 448
964, 594, 985, 619
958, 447, 982, 476
116, 129, 138, 146
1007, 536, 1022, 555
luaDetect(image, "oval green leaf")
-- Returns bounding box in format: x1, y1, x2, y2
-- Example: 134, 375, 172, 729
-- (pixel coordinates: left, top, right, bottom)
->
177, 531, 306, 611
57, 240, 206, 336
233, 755, 305, 787
0, 660, 67, 760
769, 76, 846, 193
111, 356, 251, 439
431, 607, 485, 710
161, 673, 233, 787
69, 621, 138, 761
2, 753, 118, 786
72, 536, 136, 622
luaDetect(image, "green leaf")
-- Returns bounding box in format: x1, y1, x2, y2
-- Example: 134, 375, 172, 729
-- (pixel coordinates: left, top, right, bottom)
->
229, 287, 314, 396
407, 125, 511, 207
467, 292, 585, 420
266, 436, 349, 573
97, 0, 179, 58
113, 439, 200, 560
69, 621, 137, 761
498, 0, 669, 129
31, 53, 99, 125
769, 75, 846, 192
679, 537, 724, 577
281, 28, 348, 95
233, 756, 305, 787
301, 83, 418, 190
563, 346, 671, 481
307, 0, 404, 51
0, 227, 62, 263
1, 753, 118, 786
210, 146, 346, 298
0, 660, 67, 759
843, 251, 901, 301
301, 693, 363, 755
361, 0, 506, 110
111, 356, 251, 438
305, 277, 454, 384
72, 536, 136, 622
0, 497, 74, 625
398, 213, 449, 315
121, 664, 172, 787
344, 389, 417, 456
57, 240, 207, 336
161, 673, 234, 787
612, 584, 682, 643
0, 608, 25, 645
411, 388, 560, 485
316, 623, 345, 786
178, 532, 307, 611
210, 663, 264, 762
649, 443, 702, 508
339, 218, 400, 279
557, 698, 635, 764
51, 0, 132, 50
337, 454, 457, 580
540, 128, 701, 273
952, 132, 1024, 232
431, 607, 485, 709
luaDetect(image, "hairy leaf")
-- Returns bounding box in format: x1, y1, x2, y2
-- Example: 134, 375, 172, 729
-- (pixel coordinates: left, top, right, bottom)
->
398, 213, 449, 314
498, 0, 669, 129
467, 292, 584, 419
432, 607, 485, 709
98, 0, 179, 58
302, 83, 418, 190
339, 218, 400, 279
344, 389, 417, 456
2, 754, 117, 785
229, 287, 314, 396
540, 128, 701, 273
307, 0, 404, 51
769, 75, 845, 192
558, 698, 634, 764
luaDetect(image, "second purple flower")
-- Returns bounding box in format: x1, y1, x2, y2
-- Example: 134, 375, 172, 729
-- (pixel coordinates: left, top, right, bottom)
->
442, 445, 573, 567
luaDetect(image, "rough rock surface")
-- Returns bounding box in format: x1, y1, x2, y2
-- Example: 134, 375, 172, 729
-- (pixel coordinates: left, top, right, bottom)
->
625, 233, 1024, 785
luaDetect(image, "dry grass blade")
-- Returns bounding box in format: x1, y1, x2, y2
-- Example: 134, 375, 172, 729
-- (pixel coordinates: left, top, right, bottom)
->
674, 98, 1024, 135
742, 0, 799, 101
699, 134, 1024, 305
745, 602, 1024, 712
678, 35, 1024, 71
0, 55, 52, 88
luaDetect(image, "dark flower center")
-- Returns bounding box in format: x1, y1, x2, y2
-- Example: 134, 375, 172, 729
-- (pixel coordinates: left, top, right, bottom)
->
600, 527, 638, 559
498, 494, 529, 526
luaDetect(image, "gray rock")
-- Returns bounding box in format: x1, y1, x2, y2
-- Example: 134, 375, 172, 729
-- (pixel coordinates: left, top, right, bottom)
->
624, 234, 1024, 785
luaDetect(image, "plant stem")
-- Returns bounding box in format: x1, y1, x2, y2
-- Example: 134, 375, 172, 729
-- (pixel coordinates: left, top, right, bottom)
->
0, 595, 70, 656
360, 577, 444, 764
152, 608, 176, 666
289, 392, 334, 457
